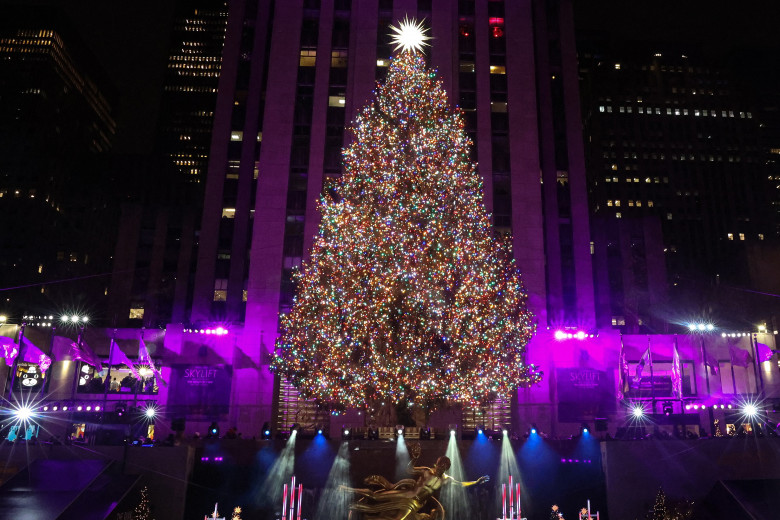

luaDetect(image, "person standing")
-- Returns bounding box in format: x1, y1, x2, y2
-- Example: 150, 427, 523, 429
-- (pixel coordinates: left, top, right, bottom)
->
551, 504, 563, 520
579, 507, 589, 520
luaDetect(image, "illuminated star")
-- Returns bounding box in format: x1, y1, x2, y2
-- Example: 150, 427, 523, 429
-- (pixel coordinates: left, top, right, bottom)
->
389, 17, 431, 54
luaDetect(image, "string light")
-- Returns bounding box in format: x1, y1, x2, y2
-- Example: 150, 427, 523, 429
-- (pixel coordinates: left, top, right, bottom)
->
271, 46, 540, 408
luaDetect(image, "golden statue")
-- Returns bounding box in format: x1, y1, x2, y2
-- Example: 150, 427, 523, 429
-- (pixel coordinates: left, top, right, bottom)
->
343, 442, 489, 520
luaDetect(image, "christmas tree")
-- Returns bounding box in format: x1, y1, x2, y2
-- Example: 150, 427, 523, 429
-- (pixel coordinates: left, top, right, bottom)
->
133, 486, 154, 520
651, 487, 667, 520
271, 20, 540, 409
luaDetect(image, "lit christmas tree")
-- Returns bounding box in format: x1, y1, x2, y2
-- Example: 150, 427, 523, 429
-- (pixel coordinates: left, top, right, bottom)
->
133, 486, 154, 520
651, 487, 666, 520
271, 20, 540, 409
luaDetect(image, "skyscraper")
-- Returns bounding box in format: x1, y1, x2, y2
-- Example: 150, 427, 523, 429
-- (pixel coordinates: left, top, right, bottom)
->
108, 1, 228, 327
181, 0, 595, 433
0, 11, 117, 317
580, 48, 774, 329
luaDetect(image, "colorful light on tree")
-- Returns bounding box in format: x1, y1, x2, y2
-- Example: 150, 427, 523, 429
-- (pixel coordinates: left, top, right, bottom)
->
271, 23, 541, 409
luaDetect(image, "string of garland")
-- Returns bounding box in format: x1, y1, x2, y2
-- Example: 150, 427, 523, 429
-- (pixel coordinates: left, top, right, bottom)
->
271, 49, 541, 409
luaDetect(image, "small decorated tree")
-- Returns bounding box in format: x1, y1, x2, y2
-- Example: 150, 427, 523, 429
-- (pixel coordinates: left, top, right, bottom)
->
132, 486, 153, 520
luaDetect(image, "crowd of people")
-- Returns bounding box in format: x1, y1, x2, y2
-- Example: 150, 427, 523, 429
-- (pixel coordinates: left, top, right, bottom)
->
550, 504, 595, 520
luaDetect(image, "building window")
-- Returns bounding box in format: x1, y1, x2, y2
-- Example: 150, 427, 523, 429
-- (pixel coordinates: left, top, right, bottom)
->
607, 200, 613, 207
614, 63, 621, 70
222, 208, 236, 219
616, 212, 622, 218
328, 95, 346, 107
490, 102, 507, 113
490, 65, 506, 74
299, 48, 316, 66
331, 49, 348, 68
759, 234, 765, 240
129, 308, 145, 320
230, 131, 243, 141
667, 213, 673, 220
214, 279, 228, 302
739, 233, 745, 241
648, 201, 654, 207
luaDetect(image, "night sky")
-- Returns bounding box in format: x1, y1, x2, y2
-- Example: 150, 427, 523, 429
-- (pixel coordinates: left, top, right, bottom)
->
3, 0, 779, 154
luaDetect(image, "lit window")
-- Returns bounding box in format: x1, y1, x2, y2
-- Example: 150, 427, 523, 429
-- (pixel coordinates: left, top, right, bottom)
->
491, 102, 508, 113
655, 108, 661, 114
759, 234, 765, 240
739, 233, 745, 241
599, 105, 605, 113
328, 95, 346, 107
129, 308, 145, 320
620, 106, 625, 113
633, 177, 639, 182
243, 290, 248, 302
628, 201, 634, 207
490, 65, 506, 74
377, 59, 389, 67
667, 213, 673, 220
647, 201, 654, 207
666, 108, 672, 115
636, 201, 642, 207
222, 208, 236, 219
703, 110, 708, 116
590, 241, 595, 254
615, 200, 621, 207
230, 131, 243, 141
638, 107, 644, 113
331, 49, 348, 68
606, 106, 612, 113
645, 177, 651, 183
615, 63, 621, 70
626, 178, 632, 183
69, 253, 78, 262
616, 212, 622, 218
38, 264, 43, 274
459, 61, 475, 73
683, 109, 688, 115
613, 177, 618, 182
299, 48, 316, 66
214, 279, 228, 302
611, 164, 617, 170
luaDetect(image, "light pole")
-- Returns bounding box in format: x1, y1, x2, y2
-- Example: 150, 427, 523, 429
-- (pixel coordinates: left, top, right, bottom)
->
689, 322, 716, 436
61, 314, 89, 441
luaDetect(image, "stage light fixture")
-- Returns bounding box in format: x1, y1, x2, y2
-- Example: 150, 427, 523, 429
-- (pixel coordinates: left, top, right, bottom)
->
662, 401, 673, 416
342, 426, 352, 439
145, 407, 156, 419
743, 404, 758, 417
261, 422, 272, 440
632, 406, 644, 418
13, 406, 33, 421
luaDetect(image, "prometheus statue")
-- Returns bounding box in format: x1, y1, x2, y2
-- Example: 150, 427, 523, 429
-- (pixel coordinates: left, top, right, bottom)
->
342, 442, 489, 520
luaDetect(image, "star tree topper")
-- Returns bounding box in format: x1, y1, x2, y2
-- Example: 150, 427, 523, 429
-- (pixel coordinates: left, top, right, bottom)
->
389, 17, 431, 54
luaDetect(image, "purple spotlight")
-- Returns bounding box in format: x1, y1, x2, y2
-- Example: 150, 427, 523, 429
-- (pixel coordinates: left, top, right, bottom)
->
201, 457, 209, 461
554, 330, 567, 341
561, 458, 566, 463
693, 404, 699, 410
685, 404, 691, 410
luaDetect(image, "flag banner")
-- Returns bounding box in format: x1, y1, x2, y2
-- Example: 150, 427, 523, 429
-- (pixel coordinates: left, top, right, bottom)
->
138, 339, 167, 387
53, 336, 104, 369
671, 343, 683, 399
20, 336, 52, 374
756, 342, 774, 363
729, 343, 752, 368
634, 347, 651, 382
703, 350, 719, 375
109, 340, 140, 378
0, 336, 18, 363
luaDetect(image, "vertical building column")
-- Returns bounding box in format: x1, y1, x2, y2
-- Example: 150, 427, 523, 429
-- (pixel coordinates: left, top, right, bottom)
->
108, 203, 142, 326
558, 0, 595, 326
430, 0, 457, 97
505, 0, 546, 325
191, 0, 246, 322
227, 0, 274, 321
302, 0, 335, 256
345, 0, 378, 126
531, 0, 563, 325
171, 211, 196, 324
145, 209, 170, 326
474, 0, 494, 210
243, 0, 305, 429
